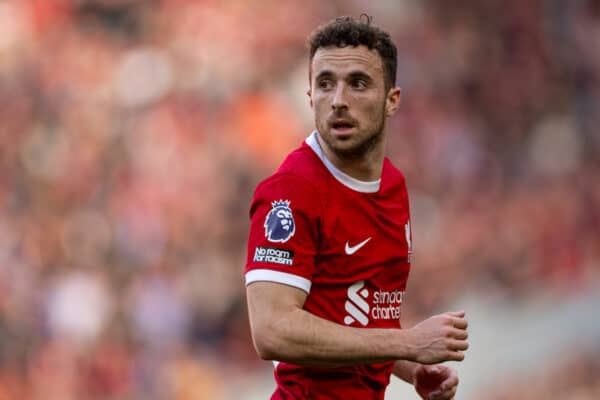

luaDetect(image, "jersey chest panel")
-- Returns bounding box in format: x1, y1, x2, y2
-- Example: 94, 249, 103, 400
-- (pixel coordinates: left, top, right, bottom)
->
305, 185, 411, 328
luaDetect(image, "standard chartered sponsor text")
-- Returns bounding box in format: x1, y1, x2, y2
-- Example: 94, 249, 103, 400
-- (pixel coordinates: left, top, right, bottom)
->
372, 289, 404, 320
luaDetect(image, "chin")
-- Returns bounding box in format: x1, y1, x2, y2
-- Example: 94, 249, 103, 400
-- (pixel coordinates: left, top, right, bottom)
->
323, 127, 357, 142
331, 139, 371, 159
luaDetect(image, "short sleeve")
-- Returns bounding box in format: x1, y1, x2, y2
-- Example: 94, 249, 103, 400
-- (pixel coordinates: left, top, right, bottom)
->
245, 173, 321, 294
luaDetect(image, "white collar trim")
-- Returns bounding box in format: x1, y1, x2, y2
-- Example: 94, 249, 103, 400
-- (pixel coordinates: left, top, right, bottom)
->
306, 131, 381, 193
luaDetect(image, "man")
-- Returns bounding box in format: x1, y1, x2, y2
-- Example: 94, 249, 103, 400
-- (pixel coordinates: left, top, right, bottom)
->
244, 16, 468, 400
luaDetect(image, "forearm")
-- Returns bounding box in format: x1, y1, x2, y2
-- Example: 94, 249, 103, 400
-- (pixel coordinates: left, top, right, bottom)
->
247, 282, 468, 368
255, 306, 415, 367
247, 282, 417, 367
392, 359, 419, 384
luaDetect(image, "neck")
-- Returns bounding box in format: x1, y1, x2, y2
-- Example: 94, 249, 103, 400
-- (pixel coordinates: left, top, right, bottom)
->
316, 132, 386, 182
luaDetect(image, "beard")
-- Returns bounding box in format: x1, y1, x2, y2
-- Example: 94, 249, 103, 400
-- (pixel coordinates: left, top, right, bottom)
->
317, 103, 386, 161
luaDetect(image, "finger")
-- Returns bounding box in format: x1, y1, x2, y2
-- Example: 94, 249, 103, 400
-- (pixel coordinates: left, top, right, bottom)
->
430, 385, 457, 400
451, 329, 468, 340
424, 365, 443, 375
448, 339, 469, 351
446, 350, 465, 362
447, 310, 465, 318
450, 317, 468, 330
429, 376, 458, 400
428, 391, 442, 400
440, 374, 458, 390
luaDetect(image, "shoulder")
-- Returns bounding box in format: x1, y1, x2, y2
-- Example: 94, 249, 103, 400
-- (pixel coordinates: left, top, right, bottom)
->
252, 144, 327, 216
383, 158, 407, 187
255, 144, 327, 199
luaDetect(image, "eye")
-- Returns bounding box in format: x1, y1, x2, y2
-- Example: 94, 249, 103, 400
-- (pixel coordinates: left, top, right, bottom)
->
317, 79, 334, 90
351, 79, 368, 89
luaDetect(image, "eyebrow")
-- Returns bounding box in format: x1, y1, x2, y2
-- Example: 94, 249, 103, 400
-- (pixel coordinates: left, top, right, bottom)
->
347, 71, 373, 82
315, 70, 334, 81
314, 70, 373, 81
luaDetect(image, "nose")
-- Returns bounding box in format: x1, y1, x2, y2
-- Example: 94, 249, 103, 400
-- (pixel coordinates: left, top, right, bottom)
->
332, 83, 348, 111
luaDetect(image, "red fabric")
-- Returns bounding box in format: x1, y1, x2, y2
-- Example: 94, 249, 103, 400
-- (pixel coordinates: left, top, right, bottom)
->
245, 136, 412, 399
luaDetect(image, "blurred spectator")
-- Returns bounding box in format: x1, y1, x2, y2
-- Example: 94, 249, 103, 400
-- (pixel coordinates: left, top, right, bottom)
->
0, 0, 597, 398
478, 347, 600, 400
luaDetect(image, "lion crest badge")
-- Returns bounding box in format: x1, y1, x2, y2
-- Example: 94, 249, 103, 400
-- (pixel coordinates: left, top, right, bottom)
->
264, 200, 296, 243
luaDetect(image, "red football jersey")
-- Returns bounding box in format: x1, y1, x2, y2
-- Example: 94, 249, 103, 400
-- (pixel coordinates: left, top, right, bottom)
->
245, 131, 412, 400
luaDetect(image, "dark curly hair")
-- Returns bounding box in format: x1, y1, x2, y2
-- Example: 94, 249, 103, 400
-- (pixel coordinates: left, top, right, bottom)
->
308, 15, 397, 90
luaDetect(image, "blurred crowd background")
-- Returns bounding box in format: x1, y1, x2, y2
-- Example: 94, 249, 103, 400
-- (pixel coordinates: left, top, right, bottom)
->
0, 0, 598, 399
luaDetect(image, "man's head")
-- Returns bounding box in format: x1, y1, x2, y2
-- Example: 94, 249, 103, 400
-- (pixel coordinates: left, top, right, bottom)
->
307, 16, 401, 160
308, 15, 397, 92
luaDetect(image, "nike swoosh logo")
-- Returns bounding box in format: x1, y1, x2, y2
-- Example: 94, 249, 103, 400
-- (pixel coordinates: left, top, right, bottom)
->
345, 237, 372, 255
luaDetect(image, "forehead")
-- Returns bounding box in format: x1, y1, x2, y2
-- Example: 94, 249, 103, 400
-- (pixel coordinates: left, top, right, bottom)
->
311, 45, 384, 79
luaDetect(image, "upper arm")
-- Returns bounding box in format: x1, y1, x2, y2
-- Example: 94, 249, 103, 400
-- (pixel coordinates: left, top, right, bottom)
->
246, 281, 308, 359
246, 281, 308, 327
245, 173, 321, 289
244, 172, 321, 358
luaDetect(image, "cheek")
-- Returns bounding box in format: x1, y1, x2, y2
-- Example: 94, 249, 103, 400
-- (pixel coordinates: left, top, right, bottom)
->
362, 100, 385, 121
313, 97, 330, 116
313, 94, 329, 107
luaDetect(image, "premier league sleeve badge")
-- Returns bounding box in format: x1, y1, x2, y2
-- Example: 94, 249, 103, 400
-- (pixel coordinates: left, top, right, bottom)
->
264, 200, 296, 243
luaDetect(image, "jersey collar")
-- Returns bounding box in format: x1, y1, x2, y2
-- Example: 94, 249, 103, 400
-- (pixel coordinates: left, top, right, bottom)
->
306, 131, 381, 193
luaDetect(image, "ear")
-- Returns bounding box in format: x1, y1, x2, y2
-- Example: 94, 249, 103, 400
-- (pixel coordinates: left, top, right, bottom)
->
307, 87, 313, 108
385, 87, 401, 117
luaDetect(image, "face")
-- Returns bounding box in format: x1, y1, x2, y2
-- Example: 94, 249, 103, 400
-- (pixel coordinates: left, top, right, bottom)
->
308, 45, 400, 159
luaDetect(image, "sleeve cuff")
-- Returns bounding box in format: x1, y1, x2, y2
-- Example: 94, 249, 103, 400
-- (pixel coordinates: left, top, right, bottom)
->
245, 269, 312, 294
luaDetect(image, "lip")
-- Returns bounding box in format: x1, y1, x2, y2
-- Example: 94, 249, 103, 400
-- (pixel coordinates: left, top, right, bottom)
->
331, 126, 355, 136
329, 119, 356, 136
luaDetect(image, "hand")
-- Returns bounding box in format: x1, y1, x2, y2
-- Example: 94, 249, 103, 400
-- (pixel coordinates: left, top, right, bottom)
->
405, 311, 469, 364
414, 364, 459, 400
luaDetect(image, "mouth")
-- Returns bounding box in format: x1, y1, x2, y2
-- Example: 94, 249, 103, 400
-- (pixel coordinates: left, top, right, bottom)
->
330, 120, 356, 135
